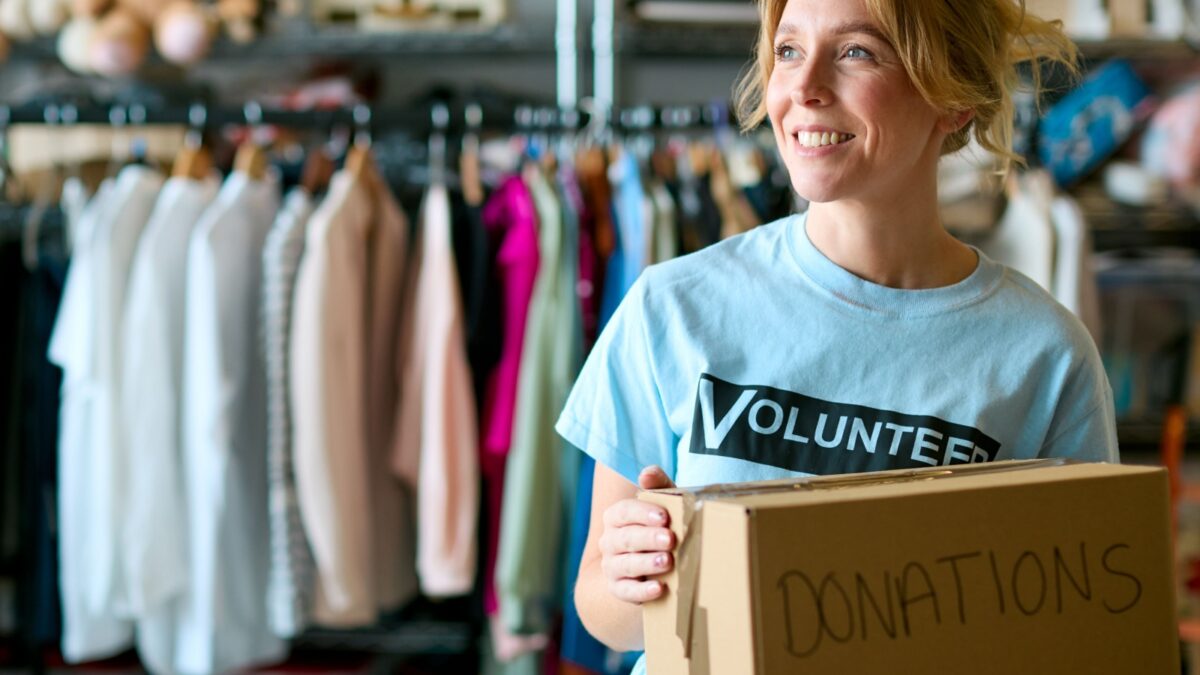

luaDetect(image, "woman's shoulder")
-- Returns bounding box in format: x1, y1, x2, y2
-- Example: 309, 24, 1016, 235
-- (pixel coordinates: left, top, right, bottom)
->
642, 215, 796, 292
986, 260, 1101, 362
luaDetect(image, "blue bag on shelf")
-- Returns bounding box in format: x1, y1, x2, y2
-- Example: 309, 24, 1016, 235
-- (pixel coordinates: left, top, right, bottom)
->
1037, 59, 1153, 187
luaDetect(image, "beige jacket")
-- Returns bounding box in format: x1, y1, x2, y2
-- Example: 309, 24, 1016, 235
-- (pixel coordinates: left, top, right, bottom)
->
290, 159, 417, 627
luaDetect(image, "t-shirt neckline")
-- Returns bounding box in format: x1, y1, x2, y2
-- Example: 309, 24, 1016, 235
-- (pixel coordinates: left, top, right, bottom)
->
786, 211, 1004, 318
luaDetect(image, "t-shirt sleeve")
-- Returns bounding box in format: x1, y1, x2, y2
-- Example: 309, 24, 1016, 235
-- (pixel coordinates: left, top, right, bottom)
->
1038, 343, 1120, 463
556, 274, 678, 485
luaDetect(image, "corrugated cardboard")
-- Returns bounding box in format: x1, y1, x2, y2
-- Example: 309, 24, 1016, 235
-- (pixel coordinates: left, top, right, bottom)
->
642, 460, 1179, 674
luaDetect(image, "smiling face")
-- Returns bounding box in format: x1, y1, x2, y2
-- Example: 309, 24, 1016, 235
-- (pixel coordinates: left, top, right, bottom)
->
766, 0, 955, 206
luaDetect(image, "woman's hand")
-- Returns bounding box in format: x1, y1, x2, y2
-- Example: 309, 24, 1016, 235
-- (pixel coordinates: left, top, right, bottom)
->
598, 465, 678, 604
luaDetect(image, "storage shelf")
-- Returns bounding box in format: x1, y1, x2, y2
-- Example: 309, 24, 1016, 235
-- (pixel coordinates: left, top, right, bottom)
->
616, 20, 1199, 60
1092, 225, 1200, 251
7, 23, 555, 65
294, 620, 474, 655
1118, 421, 1200, 449
617, 22, 757, 59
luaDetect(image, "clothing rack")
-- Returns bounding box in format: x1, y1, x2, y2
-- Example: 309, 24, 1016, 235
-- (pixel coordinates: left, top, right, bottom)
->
0, 99, 743, 136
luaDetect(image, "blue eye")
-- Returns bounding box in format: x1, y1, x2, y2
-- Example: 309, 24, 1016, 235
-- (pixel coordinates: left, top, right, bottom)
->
774, 44, 798, 61
844, 45, 873, 59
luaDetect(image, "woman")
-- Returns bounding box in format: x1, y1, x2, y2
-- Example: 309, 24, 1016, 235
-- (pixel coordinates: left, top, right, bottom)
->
556, 0, 1118, 668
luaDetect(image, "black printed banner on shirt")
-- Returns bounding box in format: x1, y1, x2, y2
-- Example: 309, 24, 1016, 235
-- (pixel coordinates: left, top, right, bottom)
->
688, 373, 1002, 475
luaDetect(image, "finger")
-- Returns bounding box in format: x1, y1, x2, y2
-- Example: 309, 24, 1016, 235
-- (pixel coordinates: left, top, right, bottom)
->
599, 525, 674, 556
604, 499, 670, 529
638, 465, 677, 491
610, 577, 667, 604
602, 551, 674, 581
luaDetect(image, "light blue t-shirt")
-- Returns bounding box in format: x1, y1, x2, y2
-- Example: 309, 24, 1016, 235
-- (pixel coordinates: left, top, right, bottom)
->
555, 212, 1119, 675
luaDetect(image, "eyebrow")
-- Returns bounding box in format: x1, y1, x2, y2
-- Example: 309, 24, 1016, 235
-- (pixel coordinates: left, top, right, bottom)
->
774, 20, 892, 45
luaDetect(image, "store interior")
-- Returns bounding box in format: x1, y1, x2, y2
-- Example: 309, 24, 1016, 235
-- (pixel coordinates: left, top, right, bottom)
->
0, 0, 1198, 673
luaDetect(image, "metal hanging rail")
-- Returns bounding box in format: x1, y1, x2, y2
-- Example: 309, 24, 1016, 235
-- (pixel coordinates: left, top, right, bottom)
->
0, 100, 740, 135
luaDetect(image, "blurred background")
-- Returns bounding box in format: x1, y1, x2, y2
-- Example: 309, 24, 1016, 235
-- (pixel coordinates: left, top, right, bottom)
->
0, 0, 1197, 673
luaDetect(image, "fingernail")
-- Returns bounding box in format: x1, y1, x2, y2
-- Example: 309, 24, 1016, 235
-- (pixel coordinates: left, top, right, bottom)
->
656, 532, 671, 547
649, 510, 665, 524
655, 554, 668, 568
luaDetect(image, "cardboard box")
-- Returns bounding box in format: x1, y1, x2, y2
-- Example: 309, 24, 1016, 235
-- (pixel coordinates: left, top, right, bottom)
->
641, 460, 1179, 674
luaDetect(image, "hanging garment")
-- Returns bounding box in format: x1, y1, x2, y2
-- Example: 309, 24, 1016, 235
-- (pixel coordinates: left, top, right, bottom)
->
478, 175, 540, 619
452, 190, 503, 419
648, 179, 678, 265
576, 148, 614, 301
1050, 195, 1103, 345
49, 164, 164, 663
600, 150, 648, 326
118, 175, 220, 674
262, 188, 317, 639
570, 160, 601, 349
980, 171, 1057, 293
496, 164, 581, 634
1, 243, 21, 635
290, 161, 416, 629
451, 190, 492, 363
560, 150, 652, 675
15, 243, 68, 648
683, 145, 723, 250
392, 180, 480, 598
177, 170, 285, 675
710, 146, 759, 240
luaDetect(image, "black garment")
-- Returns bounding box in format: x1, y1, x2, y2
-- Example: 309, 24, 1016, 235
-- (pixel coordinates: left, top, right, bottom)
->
0, 242, 24, 618
450, 190, 502, 419
17, 248, 66, 646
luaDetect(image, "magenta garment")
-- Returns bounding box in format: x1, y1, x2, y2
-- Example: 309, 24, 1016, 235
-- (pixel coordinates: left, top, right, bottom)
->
479, 174, 541, 614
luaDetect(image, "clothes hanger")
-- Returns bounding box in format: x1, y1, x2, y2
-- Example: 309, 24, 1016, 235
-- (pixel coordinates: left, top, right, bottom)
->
428, 101, 449, 187
459, 102, 484, 207
0, 105, 21, 205
300, 143, 334, 195
21, 103, 69, 270
233, 101, 269, 181
343, 104, 373, 181
173, 103, 213, 181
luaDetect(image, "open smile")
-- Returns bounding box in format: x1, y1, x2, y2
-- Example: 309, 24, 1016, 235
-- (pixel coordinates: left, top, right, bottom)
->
793, 130, 856, 148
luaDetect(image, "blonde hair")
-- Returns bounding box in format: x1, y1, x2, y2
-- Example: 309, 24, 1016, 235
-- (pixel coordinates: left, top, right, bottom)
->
734, 0, 1079, 173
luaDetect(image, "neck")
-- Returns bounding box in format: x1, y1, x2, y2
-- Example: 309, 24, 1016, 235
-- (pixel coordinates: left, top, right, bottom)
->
804, 176, 977, 290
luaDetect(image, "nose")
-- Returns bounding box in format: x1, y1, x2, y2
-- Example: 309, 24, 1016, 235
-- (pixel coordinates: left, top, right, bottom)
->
788, 57, 833, 107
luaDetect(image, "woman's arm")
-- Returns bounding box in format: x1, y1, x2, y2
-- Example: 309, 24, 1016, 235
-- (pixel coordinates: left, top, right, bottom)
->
574, 462, 676, 652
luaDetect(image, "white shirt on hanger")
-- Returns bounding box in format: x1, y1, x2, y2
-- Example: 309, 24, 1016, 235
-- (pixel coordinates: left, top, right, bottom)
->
118, 175, 221, 674
981, 170, 1057, 294
177, 170, 285, 675
1050, 194, 1104, 345
49, 164, 165, 662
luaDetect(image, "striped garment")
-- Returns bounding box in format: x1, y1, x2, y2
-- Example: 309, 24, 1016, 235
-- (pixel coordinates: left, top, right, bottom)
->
261, 188, 317, 638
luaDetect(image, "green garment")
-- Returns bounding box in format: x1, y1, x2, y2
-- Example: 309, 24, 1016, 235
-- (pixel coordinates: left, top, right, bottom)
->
495, 163, 581, 633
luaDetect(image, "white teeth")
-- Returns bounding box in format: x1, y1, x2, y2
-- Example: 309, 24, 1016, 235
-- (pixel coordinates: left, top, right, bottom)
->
796, 131, 854, 148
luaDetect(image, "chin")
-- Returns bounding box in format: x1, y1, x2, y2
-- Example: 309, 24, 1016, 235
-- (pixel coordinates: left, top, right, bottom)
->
785, 166, 853, 203
790, 180, 845, 204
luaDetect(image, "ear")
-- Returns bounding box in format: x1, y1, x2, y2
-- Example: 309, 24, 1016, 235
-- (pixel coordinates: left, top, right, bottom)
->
938, 109, 975, 134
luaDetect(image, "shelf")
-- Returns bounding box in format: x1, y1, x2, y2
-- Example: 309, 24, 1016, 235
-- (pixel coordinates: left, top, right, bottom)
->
6, 23, 555, 66
615, 20, 1199, 61
617, 22, 757, 59
1118, 421, 1200, 449
1076, 37, 1200, 61
294, 620, 474, 655
1092, 226, 1200, 252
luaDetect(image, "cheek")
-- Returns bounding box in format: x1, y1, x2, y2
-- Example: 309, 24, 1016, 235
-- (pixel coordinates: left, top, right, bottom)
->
765, 72, 788, 121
